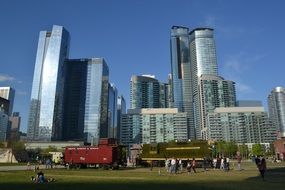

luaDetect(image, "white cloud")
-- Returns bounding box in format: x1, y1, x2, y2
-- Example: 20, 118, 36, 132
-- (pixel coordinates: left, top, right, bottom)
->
221, 52, 265, 96
0, 74, 15, 82
236, 82, 254, 94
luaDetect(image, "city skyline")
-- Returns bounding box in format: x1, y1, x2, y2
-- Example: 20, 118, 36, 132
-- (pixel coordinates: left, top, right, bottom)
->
1, 0, 285, 133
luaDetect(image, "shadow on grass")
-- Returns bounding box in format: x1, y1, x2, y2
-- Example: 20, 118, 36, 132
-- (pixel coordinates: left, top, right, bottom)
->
245, 166, 285, 183
1, 167, 285, 190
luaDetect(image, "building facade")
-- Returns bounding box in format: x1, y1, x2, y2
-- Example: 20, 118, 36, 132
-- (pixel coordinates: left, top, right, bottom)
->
206, 107, 277, 143
121, 108, 188, 146
0, 97, 10, 115
189, 28, 219, 139
170, 26, 195, 139
236, 100, 263, 107
130, 75, 160, 109
60, 58, 109, 145
0, 87, 15, 116
199, 75, 236, 139
268, 87, 285, 138
27, 25, 70, 141
117, 95, 126, 142
8, 112, 21, 142
0, 108, 8, 141
108, 83, 118, 138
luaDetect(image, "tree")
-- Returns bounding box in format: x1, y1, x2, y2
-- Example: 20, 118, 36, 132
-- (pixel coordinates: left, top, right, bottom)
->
238, 144, 249, 159
252, 144, 264, 156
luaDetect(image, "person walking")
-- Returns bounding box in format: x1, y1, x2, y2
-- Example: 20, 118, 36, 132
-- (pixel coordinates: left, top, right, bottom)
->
258, 157, 267, 181
191, 158, 196, 173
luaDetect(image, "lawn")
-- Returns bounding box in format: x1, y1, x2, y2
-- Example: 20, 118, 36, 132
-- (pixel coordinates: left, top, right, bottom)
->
0, 161, 284, 190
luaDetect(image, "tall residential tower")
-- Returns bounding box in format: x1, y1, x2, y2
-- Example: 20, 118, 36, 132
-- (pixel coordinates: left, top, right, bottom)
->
268, 87, 285, 138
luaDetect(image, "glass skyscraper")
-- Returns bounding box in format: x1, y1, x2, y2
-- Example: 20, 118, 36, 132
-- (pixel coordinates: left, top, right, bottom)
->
53, 58, 109, 144
84, 58, 109, 144
170, 26, 195, 139
268, 87, 285, 138
108, 83, 118, 138
27, 25, 70, 141
189, 28, 219, 139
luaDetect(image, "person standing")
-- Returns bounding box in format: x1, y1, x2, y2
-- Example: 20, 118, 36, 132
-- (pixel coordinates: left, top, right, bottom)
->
258, 157, 267, 181
236, 154, 242, 171
191, 158, 196, 173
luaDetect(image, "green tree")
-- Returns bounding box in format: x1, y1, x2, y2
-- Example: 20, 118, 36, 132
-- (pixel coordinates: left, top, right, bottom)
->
224, 141, 238, 158
238, 144, 249, 159
252, 144, 264, 156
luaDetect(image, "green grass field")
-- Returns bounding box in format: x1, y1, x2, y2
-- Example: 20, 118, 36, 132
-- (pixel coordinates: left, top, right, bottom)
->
0, 161, 284, 190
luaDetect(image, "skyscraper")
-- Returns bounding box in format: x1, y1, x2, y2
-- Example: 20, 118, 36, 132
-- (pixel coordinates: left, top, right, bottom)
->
108, 83, 118, 138
0, 87, 15, 116
170, 26, 195, 139
268, 87, 285, 138
130, 75, 160, 109
189, 28, 219, 139
27, 25, 70, 141
117, 95, 126, 142
61, 58, 109, 144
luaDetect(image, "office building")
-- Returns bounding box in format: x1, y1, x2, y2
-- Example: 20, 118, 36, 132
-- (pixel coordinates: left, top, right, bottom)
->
206, 107, 277, 143
121, 108, 188, 146
27, 25, 70, 141
268, 87, 285, 138
0, 87, 15, 116
108, 83, 118, 138
60, 58, 109, 145
117, 95, 126, 142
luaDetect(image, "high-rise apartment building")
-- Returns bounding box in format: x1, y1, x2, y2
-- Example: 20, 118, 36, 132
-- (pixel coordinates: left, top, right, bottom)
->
0, 87, 15, 116
207, 107, 276, 143
60, 58, 109, 144
268, 87, 285, 138
121, 108, 187, 146
170, 26, 195, 139
130, 75, 169, 109
189, 28, 219, 139
199, 75, 236, 139
27, 25, 70, 141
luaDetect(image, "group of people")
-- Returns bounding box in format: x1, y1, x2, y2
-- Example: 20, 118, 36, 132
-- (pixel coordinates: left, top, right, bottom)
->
30, 171, 55, 183
165, 158, 197, 174
212, 157, 231, 171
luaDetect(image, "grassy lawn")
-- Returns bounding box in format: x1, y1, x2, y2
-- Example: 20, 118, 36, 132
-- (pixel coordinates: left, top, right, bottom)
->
0, 161, 284, 190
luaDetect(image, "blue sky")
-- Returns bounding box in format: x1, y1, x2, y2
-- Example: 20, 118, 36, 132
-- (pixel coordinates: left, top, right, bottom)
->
0, 0, 284, 133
